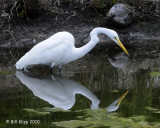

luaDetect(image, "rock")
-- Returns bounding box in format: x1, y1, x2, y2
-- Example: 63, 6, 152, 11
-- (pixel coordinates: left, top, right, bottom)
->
108, 53, 129, 69
107, 4, 135, 26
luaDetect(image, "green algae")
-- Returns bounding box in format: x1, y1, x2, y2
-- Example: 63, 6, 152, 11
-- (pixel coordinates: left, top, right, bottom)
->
154, 111, 160, 114
42, 107, 70, 112
150, 72, 160, 77
51, 109, 160, 128
23, 108, 50, 116
110, 90, 119, 93
23, 107, 69, 116
0, 70, 13, 75
145, 107, 158, 111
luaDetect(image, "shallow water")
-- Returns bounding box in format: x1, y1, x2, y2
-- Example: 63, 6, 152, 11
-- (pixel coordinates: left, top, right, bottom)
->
0, 45, 160, 128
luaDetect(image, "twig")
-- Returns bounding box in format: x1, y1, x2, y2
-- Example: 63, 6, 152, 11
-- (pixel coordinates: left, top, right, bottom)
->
10, 1, 18, 15
66, 11, 76, 20
0, 18, 5, 28
6, 17, 10, 30
9, 49, 19, 62
16, 3, 21, 17
54, 0, 60, 7
4, 30, 19, 48
22, 0, 29, 20
0, 13, 10, 29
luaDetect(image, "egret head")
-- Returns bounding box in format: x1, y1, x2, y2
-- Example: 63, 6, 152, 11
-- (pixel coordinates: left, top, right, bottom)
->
107, 29, 129, 56
91, 27, 129, 55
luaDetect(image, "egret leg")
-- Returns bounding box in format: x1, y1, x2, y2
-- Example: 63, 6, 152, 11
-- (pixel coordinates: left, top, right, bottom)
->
51, 75, 56, 80
50, 67, 54, 74
50, 63, 55, 74
59, 65, 61, 73
24, 67, 29, 72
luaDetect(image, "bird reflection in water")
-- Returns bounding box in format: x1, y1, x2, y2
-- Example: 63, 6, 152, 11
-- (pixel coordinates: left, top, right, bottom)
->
109, 52, 129, 69
16, 71, 100, 110
16, 71, 128, 112
106, 90, 128, 112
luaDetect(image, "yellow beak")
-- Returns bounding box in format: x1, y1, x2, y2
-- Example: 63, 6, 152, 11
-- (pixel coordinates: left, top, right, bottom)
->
116, 90, 129, 106
116, 38, 129, 56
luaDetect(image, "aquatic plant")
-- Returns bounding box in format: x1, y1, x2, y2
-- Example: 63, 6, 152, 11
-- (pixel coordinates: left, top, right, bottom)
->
150, 72, 160, 77
23, 108, 50, 116
51, 109, 160, 128
0, 71, 13, 75
113, 0, 116, 4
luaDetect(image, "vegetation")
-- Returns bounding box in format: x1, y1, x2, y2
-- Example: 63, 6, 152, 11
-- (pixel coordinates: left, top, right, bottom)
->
150, 72, 160, 77
0, 0, 160, 21
0, 50, 160, 128
0, 70, 13, 75
113, 0, 116, 4
52, 109, 160, 128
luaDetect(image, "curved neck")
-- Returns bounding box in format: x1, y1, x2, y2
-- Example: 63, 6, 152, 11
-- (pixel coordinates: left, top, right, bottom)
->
74, 85, 100, 109
72, 27, 112, 61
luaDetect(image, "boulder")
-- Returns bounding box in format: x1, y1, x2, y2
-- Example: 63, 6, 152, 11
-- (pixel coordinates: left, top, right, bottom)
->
107, 4, 135, 26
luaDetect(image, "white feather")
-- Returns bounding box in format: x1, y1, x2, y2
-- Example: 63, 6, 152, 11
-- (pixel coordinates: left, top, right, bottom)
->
16, 27, 128, 70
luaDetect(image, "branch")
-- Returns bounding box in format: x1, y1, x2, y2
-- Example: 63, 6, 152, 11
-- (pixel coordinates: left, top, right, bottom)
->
22, 0, 29, 20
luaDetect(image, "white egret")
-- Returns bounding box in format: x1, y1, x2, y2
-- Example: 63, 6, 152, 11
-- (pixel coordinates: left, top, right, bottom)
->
16, 27, 129, 71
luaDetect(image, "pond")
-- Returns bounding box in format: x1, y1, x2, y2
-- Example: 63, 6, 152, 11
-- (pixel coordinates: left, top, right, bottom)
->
0, 44, 160, 128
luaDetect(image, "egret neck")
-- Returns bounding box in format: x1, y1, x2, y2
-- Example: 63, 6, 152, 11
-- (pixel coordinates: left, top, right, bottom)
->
73, 27, 128, 61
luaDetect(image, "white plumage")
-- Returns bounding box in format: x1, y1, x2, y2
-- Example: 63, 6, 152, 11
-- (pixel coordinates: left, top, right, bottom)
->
16, 71, 100, 110
16, 27, 129, 70
16, 32, 75, 69
16, 71, 128, 110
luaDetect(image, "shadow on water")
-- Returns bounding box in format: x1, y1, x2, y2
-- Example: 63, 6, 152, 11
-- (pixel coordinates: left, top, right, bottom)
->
0, 44, 160, 127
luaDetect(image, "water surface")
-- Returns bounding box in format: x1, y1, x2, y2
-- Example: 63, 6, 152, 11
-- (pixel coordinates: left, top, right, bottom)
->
0, 45, 160, 128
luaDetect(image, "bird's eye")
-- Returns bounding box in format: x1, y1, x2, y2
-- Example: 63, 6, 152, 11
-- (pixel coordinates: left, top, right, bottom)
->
114, 37, 117, 40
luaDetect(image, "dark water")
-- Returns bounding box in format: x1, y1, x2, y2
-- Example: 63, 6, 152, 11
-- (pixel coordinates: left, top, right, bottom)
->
0, 45, 160, 128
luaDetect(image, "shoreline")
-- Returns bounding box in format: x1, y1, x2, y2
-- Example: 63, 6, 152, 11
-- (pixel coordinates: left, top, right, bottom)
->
0, 20, 160, 49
